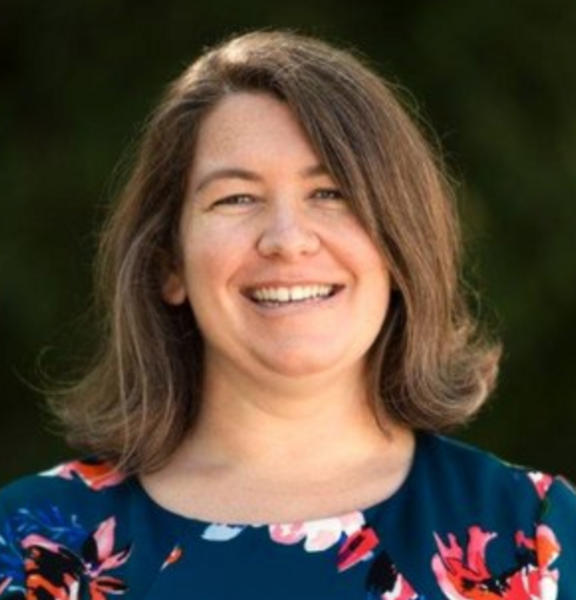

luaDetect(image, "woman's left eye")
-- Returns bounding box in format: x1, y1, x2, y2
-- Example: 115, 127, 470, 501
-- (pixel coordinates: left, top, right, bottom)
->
312, 188, 344, 201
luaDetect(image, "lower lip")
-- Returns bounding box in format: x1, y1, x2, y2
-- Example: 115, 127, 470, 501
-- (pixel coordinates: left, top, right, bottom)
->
246, 287, 345, 315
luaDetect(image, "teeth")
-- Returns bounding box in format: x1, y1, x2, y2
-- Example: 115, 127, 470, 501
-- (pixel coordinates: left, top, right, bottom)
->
251, 285, 334, 304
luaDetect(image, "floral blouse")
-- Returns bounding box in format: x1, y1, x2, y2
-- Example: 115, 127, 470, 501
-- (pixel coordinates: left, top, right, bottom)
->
1, 433, 575, 599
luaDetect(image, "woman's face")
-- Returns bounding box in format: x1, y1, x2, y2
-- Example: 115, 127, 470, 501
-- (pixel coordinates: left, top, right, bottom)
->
163, 92, 392, 384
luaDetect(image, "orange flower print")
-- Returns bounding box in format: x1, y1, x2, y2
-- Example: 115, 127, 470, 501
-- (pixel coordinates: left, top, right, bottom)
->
42, 459, 125, 491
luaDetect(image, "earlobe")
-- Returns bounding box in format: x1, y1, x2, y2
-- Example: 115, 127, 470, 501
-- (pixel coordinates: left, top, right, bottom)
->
162, 271, 187, 305
159, 249, 187, 305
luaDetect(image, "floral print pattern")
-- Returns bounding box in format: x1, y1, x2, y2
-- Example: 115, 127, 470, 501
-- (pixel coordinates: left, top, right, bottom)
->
22, 517, 131, 599
269, 511, 365, 552
1, 435, 575, 598
528, 472, 554, 500
42, 459, 125, 491
0, 508, 131, 599
201, 524, 247, 542
201, 511, 367, 554
338, 526, 380, 572
366, 550, 422, 600
0, 578, 10, 596
161, 545, 183, 571
432, 524, 560, 599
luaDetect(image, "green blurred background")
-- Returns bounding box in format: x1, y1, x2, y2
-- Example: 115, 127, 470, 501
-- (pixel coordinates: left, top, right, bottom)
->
1, 0, 575, 485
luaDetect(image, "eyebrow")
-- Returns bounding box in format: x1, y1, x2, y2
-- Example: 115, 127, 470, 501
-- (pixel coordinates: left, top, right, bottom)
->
192, 164, 330, 194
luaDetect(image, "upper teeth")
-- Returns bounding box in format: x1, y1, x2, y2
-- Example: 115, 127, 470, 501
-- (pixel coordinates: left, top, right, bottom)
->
251, 285, 334, 303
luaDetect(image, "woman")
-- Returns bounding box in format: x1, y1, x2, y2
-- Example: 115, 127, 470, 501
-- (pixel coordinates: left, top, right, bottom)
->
1, 30, 575, 599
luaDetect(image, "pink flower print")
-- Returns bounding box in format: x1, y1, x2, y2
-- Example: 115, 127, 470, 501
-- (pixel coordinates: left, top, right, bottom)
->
432, 524, 560, 600
385, 575, 419, 600
0, 577, 12, 595
527, 472, 554, 500
42, 459, 125, 491
432, 526, 496, 598
269, 522, 307, 546
270, 511, 365, 552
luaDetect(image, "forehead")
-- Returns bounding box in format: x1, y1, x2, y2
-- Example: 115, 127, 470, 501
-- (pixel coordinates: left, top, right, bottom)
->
190, 92, 320, 174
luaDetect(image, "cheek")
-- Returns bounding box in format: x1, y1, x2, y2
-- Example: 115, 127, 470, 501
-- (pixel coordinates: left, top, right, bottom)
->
345, 232, 392, 313
339, 227, 390, 281
187, 241, 221, 274
183, 231, 245, 305
186, 244, 222, 295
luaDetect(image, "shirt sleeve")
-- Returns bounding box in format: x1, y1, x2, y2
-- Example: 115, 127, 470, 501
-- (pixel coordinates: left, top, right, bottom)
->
0, 497, 25, 598
538, 476, 576, 599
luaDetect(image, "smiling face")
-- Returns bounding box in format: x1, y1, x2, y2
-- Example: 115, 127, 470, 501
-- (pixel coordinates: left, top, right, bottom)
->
163, 92, 392, 386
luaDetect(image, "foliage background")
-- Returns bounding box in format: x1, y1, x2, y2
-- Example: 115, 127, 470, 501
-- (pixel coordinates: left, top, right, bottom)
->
1, 0, 575, 484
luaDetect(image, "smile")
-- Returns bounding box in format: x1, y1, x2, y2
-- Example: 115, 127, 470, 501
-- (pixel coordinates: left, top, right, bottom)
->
245, 284, 343, 305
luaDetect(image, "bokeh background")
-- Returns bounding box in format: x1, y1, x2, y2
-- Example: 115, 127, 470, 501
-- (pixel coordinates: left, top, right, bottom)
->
1, 0, 575, 485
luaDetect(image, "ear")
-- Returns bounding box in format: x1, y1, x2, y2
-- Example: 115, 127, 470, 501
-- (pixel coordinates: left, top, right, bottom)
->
159, 250, 187, 305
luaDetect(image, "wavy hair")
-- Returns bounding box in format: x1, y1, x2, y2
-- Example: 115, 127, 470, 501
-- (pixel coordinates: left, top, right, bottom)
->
50, 30, 501, 473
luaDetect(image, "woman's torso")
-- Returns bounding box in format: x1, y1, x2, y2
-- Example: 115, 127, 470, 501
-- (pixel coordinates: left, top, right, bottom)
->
1, 433, 575, 599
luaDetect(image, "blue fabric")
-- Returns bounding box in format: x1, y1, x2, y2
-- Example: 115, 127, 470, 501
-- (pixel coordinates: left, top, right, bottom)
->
1, 432, 575, 599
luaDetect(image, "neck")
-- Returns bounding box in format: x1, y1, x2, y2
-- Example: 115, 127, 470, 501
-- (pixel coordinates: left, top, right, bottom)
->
175, 357, 407, 477
141, 359, 416, 526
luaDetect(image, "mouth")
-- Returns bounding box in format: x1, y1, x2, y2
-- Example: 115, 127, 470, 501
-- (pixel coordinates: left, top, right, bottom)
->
244, 284, 344, 307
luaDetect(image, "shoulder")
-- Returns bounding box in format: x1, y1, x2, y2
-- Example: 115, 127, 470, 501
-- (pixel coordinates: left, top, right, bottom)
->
0, 457, 132, 540
422, 432, 556, 492
0, 457, 129, 511
0, 459, 134, 597
420, 434, 576, 597
537, 474, 576, 587
417, 433, 573, 525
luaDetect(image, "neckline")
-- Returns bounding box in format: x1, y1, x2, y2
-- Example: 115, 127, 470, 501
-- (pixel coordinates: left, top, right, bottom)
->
131, 431, 427, 529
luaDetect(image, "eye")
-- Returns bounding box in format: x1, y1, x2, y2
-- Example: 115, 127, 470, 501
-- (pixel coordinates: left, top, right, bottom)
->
311, 188, 346, 202
211, 194, 255, 209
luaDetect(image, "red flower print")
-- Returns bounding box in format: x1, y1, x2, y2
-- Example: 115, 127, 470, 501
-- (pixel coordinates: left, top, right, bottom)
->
42, 459, 125, 491
432, 525, 560, 599
338, 526, 379, 572
21, 517, 132, 599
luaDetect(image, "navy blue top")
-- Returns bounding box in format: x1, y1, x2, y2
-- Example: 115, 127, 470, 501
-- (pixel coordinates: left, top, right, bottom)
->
1, 433, 575, 599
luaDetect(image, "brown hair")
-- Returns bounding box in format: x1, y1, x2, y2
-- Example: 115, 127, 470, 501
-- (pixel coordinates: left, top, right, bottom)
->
50, 30, 501, 474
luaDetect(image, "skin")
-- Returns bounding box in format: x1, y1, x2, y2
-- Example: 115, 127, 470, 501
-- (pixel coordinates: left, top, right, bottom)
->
143, 92, 415, 525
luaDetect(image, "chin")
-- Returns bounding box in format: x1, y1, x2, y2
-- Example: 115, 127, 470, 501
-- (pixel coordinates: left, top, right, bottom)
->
258, 348, 356, 380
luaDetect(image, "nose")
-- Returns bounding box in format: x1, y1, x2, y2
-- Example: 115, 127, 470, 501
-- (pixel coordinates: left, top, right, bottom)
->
257, 202, 320, 260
